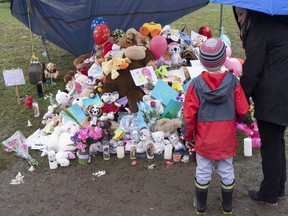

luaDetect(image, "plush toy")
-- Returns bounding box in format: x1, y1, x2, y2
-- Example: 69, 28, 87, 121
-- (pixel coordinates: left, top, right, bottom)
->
139, 22, 162, 37
154, 64, 170, 79
142, 94, 164, 115
101, 45, 154, 113
151, 131, 170, 154
155, 118, 182, 138
95, 120, 115, 143
136, 128, 153, 153
168, 131, 185, 151
167, 42, 187, 67
73, 53, 92, 76
92, 79, 104, 94
115, 35, 135, 48
181, 45, 198, 66
87, 103, 103, 126
44, 62, 59, 79
102, 57, 131, 80
55, 151, 70, 167
74, 73, 89, 94
126, 28, 150, 48
99, 91, 122, 121
55, 90, 71, 108
80, 85, 96, 98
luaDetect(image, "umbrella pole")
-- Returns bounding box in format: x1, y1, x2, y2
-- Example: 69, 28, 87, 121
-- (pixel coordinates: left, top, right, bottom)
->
219, 4, 224, 37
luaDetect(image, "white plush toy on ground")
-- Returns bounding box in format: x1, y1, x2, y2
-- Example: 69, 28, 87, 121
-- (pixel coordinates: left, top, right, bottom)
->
137, 128, 153, 153
151, 131, 170, 154
168, 131, 185, 151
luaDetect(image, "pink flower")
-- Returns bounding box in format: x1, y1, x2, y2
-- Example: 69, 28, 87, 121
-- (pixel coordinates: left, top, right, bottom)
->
76, 142, 87, 152
77, 129, 87, 142
89, 127, 102, 140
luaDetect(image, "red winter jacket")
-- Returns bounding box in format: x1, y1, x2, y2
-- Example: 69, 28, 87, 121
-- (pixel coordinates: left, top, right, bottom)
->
182, 71, 249, 160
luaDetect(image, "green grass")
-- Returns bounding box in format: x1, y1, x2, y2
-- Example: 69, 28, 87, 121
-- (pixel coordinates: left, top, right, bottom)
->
0, 2, 249, 172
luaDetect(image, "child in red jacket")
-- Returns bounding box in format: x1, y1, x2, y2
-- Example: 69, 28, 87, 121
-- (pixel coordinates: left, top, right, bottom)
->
182, 38, 249, 214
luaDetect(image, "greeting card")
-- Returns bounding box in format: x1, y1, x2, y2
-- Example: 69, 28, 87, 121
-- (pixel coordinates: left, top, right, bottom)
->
130, 66, 158, 86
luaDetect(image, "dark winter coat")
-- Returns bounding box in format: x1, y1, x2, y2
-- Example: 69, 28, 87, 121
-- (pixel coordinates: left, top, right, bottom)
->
240, 13, 288, 127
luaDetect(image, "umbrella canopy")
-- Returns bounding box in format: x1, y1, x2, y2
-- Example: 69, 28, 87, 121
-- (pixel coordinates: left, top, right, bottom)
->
11, 0, 209, 56
210, 0, 288, 15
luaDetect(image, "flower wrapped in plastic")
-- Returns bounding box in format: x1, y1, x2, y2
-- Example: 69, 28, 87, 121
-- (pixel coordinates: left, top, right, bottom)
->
2, 131, 39, 167
70, 125, 102, 164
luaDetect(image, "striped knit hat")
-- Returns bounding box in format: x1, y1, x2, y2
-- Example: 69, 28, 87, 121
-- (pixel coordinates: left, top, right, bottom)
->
199, 38, 226, 71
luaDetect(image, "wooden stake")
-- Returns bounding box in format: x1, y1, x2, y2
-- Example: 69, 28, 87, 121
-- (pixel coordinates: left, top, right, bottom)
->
15, 85, 20, 105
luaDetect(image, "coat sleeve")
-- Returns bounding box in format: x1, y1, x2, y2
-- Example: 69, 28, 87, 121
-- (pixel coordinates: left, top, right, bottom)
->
240, 24, 267, 99
182, 84, 199, 141
234, 82, 250, 122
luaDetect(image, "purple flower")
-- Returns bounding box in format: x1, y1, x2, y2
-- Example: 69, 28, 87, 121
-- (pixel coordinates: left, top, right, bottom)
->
70, 133, 79, 144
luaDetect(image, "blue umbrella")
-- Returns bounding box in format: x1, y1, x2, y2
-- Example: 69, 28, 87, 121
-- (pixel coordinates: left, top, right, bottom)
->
210, 0, 288, 15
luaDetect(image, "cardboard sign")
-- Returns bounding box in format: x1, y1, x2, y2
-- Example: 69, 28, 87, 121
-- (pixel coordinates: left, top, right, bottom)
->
2, 69, 25, 86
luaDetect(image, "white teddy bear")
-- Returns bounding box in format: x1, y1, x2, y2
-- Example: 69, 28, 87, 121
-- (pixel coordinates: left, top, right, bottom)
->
151, 131, 170, 154
142, 94, 164, 115
55, 90, 71, 107
137, 128, 153, 153
168, 131, 185, 151
55, 151, 70, 167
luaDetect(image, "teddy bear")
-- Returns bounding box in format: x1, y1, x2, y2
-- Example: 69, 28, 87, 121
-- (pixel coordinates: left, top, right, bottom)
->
44, 62, 59, 79
136, 128, 153, 153
101, 45, 154, 113
167, 42, 187, 67
115, 35, 135, 49
95, 120, 115, 143
55, 151, 71, 167
142, 94, 164, 116
73, 53, 93, 76
74, 73, 89, 94
55, 90, 71, 108
168, 131, 185, 151
102, 57, 131, 80
99, 91, 122, 121
155, 118, 182, 138
126, 28, 150, 48
151, 131, 170, 154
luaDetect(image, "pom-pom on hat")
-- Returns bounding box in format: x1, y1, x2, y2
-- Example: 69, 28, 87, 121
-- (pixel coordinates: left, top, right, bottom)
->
199, 38, 226, 71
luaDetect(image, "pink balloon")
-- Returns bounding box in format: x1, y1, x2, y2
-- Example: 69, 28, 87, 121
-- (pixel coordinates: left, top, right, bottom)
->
235, 57, 244, 65
226, 44, 232, 58
149, 35, 168, 59
224, 57, 242, 77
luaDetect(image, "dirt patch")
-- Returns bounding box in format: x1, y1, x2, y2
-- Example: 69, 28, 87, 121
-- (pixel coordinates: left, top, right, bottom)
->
0, 145, 287, 216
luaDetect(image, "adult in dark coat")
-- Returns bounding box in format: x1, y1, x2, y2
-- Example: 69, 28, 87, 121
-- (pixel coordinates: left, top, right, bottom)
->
234, 7, 288, 206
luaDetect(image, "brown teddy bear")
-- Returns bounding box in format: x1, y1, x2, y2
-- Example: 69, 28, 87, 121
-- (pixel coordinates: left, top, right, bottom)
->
73, 53, 93, 76
44, 62, 59, 79
100, 45, 154, 113
155, 118, 182, 138
126, 28, 150, 48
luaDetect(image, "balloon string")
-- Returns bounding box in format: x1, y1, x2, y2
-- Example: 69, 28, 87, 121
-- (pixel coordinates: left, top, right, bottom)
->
26, 0, 37, 63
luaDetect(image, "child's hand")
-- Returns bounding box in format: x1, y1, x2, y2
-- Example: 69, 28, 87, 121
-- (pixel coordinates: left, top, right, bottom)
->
185, 141, 194, 149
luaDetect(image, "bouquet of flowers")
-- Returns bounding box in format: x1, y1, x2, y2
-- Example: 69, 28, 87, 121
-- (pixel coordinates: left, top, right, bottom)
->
2, 131, 39, 167
70, 125, 102, 164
